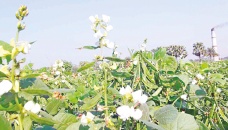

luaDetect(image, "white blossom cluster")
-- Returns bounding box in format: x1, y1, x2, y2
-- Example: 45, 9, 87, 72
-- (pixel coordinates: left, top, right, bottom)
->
117, 85, 148, 121
0, 80, 12, 96
89, 15, 115, 49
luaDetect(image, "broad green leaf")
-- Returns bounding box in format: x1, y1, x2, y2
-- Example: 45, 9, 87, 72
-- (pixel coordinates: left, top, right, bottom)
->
0, 41, 13, 64
161, 112, 199, 130
0, 71, 7, 78
154, 48, 166, 60
53, 113, 78, 130
154, 105, 178, 124
0, 115, 11, 130
0, 93, 19, 111
161, 55, 177, 72
22, 88, 52, 96
173, 74, 190, 87
77, 62, 95, 72
29, 112, 58, 126
20, 78, 49, 89
46, 99, 64, 115
104, 57, 125, 62
23, 116, 33, 130
111, 70, 132, 78
80, 92, 102, 111
141, 120, 165, 130
66, 122, 81, 130
139, 103, 150, 120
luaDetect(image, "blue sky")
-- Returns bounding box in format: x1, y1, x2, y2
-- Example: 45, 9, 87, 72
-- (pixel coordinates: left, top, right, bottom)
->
0, 0, 228, 68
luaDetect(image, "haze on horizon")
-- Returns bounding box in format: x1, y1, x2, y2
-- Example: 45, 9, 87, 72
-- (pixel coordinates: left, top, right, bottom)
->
0, 0, 228, 68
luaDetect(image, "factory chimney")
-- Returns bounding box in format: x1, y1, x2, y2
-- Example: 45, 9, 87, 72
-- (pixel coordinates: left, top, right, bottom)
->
211, 28, 219, 61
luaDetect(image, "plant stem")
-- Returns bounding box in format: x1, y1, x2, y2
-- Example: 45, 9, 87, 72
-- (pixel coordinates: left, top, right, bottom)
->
104, 69, 108, 120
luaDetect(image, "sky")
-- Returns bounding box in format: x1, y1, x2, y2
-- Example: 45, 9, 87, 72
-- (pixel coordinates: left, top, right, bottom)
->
0, 0, 228, 68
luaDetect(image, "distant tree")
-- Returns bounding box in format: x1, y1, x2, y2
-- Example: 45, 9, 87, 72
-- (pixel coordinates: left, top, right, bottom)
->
193, 42, 207, 60
206, 47, 218, 60
166, 45, 188, 59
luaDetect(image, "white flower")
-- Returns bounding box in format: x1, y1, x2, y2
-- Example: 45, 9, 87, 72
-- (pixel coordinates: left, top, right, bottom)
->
24, 101, 35, 111
102, 15, 110, 23
89, 15, 98, 23
133, 60, 138, 65
20, 42, 31, 54
119, 85, 132, 95
24, 101, 41, 114
181, 94, 188, 101
30, 103, 41, 114
192, 79, 197, 85
94, 30, 103, 39
114, 51, 118, 56
61, 80, 66, 83
55, 71, 61, 75
140, 46, 146, 51
15, 69, 20, 76
216, 88, 222, 93
0, 80, 12, 96
106, 41, 115, 49
132, 90, 148, 104
130, 107, 142, 120
55, 60, 63, 67
196, 74, 204, 80
140, 43, 146, 51
117, 106, 142, 121
116, 105, 132, 121
106, 25, 113, 31
80, 112, 95, 125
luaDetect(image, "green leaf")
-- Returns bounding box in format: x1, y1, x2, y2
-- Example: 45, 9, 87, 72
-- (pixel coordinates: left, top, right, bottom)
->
104, 57, 125, 62
22, 88, 52, 96
0, 93, 19, 111
53, 113, 78, 130
46, 99, 64, 115
141, 120, 165, 130
80, 92, 102, 111
29, 112, 58, 126
77, 62, 95, 72
111, 70, 132, 78
154, 48, 166, 60
0, 115, 12, 130
66, 122, 81, 130
141, 55, 157, 71
82, 46, 99, 50
161, 112, 199, 130
161, 55, 177, 72
23, 116, 33, 130
219, 107, 228, 123
154, 105, 178, 124
0, 71, 7, 78
139, 103, 150, 120
173, 74, 190, 87
0, 41, 13, 64
197, 120, 209, 130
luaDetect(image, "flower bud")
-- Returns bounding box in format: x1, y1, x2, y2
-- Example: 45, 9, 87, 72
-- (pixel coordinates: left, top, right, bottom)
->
13, 80, 20, 92
17, 22, 26, 31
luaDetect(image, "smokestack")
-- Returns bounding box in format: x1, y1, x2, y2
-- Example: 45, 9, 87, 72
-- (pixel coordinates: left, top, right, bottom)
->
211, 28, 219, 61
